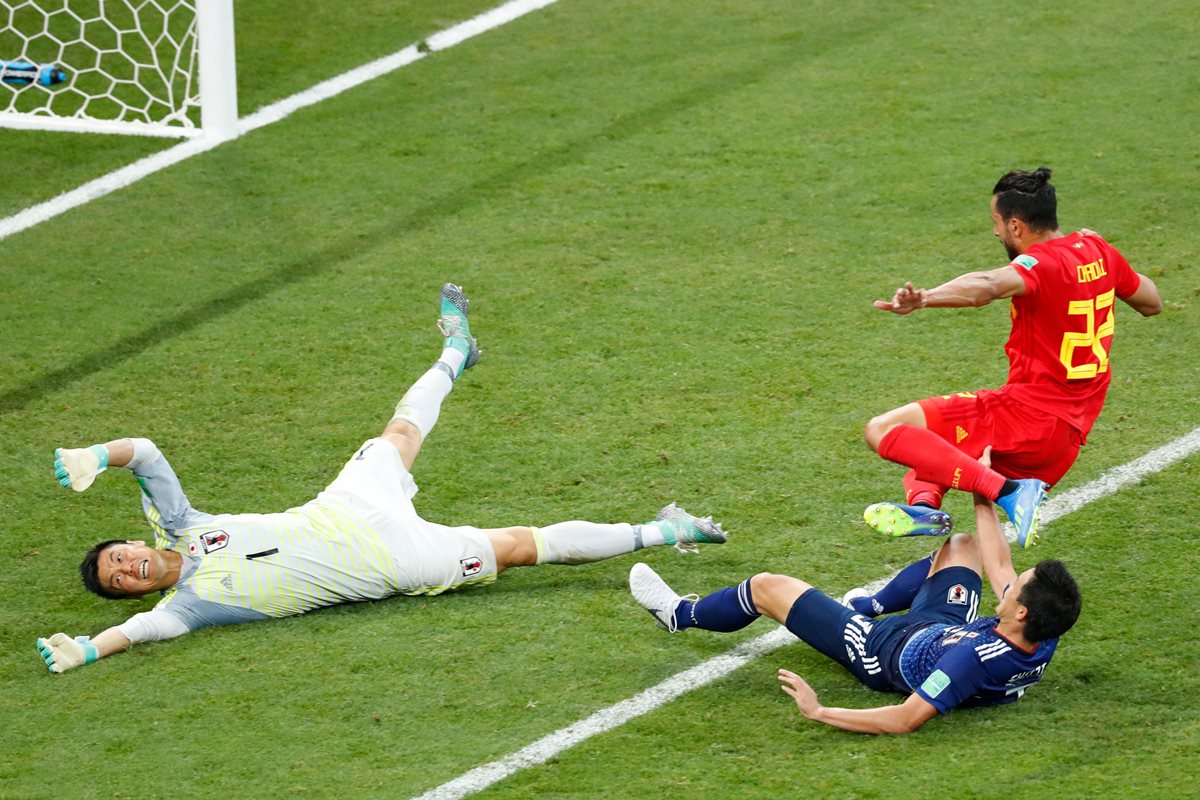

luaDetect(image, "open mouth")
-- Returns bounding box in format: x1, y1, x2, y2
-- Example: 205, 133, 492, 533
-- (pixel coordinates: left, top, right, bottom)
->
140, 559, 149, 580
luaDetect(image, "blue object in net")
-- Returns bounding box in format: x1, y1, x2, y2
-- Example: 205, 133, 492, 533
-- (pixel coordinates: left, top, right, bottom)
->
1, 60, 68, 86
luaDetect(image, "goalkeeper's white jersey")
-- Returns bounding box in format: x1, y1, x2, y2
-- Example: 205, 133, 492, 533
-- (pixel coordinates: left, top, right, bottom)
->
120, 439, 418, 640
151, 497, 405, 624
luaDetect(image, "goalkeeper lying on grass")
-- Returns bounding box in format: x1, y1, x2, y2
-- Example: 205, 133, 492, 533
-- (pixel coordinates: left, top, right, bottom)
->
36, 283, 728, 674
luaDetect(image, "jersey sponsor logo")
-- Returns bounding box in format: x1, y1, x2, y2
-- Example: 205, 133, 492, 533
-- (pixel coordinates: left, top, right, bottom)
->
460, 556, 483, 577
921, 669, 951, 698
220, 574, 234, 592
201, 530, 230, 553
355, 441, 376, 461
947, 584, 969, 605
955, 425, 969, 444
1013, 254, 1039, 270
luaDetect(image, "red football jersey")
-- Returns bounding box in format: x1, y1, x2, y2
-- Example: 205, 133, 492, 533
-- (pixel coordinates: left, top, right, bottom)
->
997, 232, 1142, 438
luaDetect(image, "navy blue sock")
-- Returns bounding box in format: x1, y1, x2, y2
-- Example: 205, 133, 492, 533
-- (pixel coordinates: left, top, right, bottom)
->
675, 578, 760, 632
848, 555, 933, 616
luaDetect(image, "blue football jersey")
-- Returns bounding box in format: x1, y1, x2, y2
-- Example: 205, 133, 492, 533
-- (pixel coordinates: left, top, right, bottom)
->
898, 617, 1059, 713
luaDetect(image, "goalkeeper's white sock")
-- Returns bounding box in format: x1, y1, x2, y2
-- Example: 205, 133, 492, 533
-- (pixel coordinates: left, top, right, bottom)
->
531, 521, 674, 565
391, 353, 460, 439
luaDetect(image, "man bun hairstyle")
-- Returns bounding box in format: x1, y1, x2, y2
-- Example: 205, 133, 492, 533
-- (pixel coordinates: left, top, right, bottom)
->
1018, 559, 1082, 642
993, 166, 1059, 232
80, 539, 130, 600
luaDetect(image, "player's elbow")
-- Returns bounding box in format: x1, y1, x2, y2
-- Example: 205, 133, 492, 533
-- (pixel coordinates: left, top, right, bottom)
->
1136, 296, 1163, 317
885, 696, 938, 734
972, 273, 1009, 306
1128, 276, 1163, 317
889, 712, 931, 734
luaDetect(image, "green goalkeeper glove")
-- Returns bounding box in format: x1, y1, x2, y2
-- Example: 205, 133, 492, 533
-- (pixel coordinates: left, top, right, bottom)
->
53, 445, 109, 492
36, 633, 99, 673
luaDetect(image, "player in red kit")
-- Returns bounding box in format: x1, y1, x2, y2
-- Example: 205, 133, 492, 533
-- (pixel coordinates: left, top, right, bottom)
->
858, 167, 1162, 556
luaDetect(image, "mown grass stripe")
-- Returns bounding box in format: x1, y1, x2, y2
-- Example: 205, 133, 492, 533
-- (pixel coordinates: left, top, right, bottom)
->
0, 0, 560, 243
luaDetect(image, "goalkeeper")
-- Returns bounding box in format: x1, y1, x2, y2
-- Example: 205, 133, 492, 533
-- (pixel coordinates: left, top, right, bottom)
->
36, 284, 728, 674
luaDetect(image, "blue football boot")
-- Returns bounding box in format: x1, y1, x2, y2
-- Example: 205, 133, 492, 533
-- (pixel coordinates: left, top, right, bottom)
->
995, 478, 1049, 548
863, 502, 954, 537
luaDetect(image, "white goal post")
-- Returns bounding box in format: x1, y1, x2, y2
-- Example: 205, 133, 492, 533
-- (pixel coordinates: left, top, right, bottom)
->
0, 0, 237, 140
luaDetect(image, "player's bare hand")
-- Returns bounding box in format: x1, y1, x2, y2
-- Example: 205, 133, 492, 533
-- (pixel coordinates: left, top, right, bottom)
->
971, 447, 995, 508
1079, 227, 1101, 237
873, 282, 926, 315
778, 668, 821, 718
978, 445, 993, 468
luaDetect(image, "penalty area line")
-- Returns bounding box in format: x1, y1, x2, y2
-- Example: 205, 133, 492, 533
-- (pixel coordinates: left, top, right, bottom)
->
0, 0, 561, 243
410, 425, 1200, 800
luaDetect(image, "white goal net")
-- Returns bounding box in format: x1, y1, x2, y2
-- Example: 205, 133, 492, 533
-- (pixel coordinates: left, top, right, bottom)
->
0, 0, 236, 138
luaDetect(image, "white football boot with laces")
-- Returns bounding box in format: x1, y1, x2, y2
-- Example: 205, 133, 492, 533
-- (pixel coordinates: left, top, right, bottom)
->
629, 563, 698, 633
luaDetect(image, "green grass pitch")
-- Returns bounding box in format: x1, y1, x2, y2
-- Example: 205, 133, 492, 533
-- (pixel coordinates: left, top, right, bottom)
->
1, 1, 1198, 798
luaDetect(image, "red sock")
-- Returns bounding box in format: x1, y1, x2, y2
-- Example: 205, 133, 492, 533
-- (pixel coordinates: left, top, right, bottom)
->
903, 470, 945, 509
879, 425, 1006, 499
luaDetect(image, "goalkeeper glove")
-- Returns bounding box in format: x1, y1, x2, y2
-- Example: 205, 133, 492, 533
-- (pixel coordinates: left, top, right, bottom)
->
36, 633, 99, 673
53, 445, 109, 492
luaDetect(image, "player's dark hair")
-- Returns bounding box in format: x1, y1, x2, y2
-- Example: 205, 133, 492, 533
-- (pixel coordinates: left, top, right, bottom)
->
80, 539, 130, 600
993, 166, 1058, 231
1018, 559, 1081, 642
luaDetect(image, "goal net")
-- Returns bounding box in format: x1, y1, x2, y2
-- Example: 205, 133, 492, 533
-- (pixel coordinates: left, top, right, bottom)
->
0, 0, 236, 138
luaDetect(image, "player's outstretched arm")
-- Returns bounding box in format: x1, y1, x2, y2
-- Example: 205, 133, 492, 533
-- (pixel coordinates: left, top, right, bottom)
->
974, 492, 1017, 603
973, 450, 1018, 602
875, 266, 1028, 314
53, 439, 134, 492
873, 281, 927, 314
778, 669, 938, 734
35, 626, 132, 674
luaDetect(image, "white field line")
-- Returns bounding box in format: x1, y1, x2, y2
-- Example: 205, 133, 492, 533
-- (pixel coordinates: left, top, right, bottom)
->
0, 0, 560, 243
411, 425, 1200, 800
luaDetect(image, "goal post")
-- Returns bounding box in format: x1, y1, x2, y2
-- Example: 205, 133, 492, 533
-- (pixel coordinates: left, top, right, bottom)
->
0, 0, 238, 140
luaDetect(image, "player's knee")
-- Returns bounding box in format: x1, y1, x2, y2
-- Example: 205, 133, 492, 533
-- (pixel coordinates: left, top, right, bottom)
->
749, 572, 807, 618
936, 533, 981, 571
864, 415, 893, 451
489, 526, 537, 570
381, 420, 423, 469
383, 416, 422, 442
946, 532, 978, 554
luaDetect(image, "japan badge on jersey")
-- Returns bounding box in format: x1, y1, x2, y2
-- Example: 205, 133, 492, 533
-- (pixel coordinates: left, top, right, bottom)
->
201, 530, 230, 553
460, 556, 483, 577
947, 584, 969, 605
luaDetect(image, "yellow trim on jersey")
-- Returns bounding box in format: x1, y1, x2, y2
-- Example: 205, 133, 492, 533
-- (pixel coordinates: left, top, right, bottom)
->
144, 503, 171, 550
402, 573, 498, 596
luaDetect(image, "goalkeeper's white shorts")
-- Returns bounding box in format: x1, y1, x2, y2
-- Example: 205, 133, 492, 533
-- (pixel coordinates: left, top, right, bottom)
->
317, 438, 499, 596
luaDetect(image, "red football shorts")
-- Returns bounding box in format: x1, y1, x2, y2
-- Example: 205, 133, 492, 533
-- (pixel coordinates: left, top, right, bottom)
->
917, 388, 1083, 488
